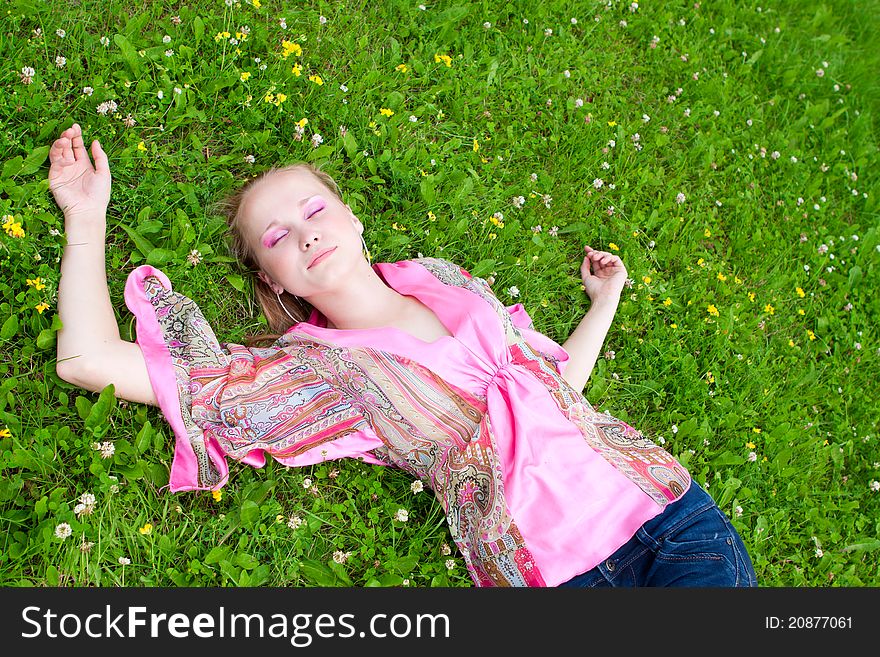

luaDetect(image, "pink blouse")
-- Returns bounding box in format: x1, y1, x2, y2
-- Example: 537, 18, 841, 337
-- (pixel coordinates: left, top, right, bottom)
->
255, 259, 677, 586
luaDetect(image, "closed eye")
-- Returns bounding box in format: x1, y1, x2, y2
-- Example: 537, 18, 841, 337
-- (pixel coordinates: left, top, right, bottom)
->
268, 208, 322, 247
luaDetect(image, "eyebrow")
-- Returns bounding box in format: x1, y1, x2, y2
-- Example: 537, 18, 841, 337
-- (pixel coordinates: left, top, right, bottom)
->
259, 194, 321, 245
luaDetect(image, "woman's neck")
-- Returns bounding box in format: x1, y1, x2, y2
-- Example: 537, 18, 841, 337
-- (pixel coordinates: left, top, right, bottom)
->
310, 264, 411, 331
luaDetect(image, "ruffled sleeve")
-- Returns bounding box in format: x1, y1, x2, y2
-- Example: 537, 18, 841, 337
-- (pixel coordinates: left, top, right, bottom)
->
124, 265, 383, 492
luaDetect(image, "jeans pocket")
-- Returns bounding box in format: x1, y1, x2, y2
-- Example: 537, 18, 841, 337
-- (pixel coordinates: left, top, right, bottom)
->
650, 506, 742, 586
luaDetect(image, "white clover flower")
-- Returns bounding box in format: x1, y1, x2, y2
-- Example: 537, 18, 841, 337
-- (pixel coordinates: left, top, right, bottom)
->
55, 523, 72, 539
243, 154, 255, 164
311, 133, 324, 147
440, 543, 452, 556
672, 424, 678, 434
409, 115, 417, 122
675, 192, 686, 204
287, 515, 303, 529
332, 550, 351, 564
56, 29, 66, 38
483, 22, 491, 29
302, 478, 312, 489
411, 480, 424, 494
319, 15, 327, 24
507, 286, 520, 298
563, 69, 570, 78
157, 90, 164, 99
118, 556, 131, 565
100, 36, 110, 46
870, 481, 880, 492
575, 98, 584, 107
99, 441, 115, 458
394, 508, 409, 522
55, 56, 67, 68
445, 559, 456, 569
734, 505, 743, 517
162, 35, 171, 44
748, 451, 757, 462
593, 178, 604, 189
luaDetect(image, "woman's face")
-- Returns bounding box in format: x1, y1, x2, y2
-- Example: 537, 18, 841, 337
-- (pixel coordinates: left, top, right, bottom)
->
240, 168, 364, 297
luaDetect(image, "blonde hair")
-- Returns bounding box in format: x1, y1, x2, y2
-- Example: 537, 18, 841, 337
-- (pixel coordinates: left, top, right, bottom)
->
211, 162, 347, 348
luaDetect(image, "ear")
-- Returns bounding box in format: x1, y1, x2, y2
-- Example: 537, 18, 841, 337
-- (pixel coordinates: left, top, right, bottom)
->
348, 206, 363, 234
258, 271, 282, 294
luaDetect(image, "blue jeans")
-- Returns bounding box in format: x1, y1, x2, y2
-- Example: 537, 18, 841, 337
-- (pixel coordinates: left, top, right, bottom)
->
560, 483, 758, 587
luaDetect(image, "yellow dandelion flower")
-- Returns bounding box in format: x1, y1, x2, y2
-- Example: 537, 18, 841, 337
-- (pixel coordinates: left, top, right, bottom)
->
264, 92, 275, 103
211, 489, 222, 502
138, 523, 153, 535
823, 439, 829, 446
632, 230, 639, 236
764, 303, 775, 315
240, 71, 251, 81
748, 292, 756, 302
663, 297, 672, 306
807, 329, 816, 341
379, 108, 394, 117
704, 228, 711, 237
788, 339, 795, 347
607, 120, 617, 127
734, 276, 743, 284
473, 139, 479, 152
35, 302, 49, 313
274, 93, 287, 106
309, 74, 324, 86
488, 233, 497, 240
395, 63, 408, 72
235, 48, 241, 55
427, 211, 436, 221
670, 323, 677, 328
798, 309, 805, 316
528, 192, 536, 198
746, 441, 756, 449
252, 0, 261, 7
27, 277, 46, 290
796, 287, 805, 297
291, 64, 302, 76
717, 272, 727, 282
434, 54, 452, 67
642, 275, 652, 284
608, 243, 619, 251
706, 371, 715, 383
540, 298, 549, 308
137, 141, 147, 152
0, 427, 11, 438
697, 257, 705, 267
296, 117, 308, 128
752, 427, 762, 434
707, 304, 719, 316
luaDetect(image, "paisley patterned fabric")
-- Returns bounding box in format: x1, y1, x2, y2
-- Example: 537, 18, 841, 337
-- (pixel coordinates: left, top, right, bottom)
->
124, 258, 690, 587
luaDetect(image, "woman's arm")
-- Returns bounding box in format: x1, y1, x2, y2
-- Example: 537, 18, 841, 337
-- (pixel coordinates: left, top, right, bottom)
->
54, 207, 160, 406
560, 294, 620, 395
49, 124, 157, 406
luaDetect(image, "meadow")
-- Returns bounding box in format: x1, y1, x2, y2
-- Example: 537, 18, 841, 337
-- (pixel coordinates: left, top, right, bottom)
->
0, 0, 877, 586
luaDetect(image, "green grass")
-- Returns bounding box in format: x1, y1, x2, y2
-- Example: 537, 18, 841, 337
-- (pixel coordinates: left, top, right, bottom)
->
1, 0, 878, 586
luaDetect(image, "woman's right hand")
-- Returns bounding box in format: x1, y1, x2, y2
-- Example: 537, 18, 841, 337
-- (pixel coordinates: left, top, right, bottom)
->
48, 123, 111, 220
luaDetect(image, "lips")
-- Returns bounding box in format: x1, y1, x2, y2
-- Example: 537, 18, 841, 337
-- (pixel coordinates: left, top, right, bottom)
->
308, 246, 336, 269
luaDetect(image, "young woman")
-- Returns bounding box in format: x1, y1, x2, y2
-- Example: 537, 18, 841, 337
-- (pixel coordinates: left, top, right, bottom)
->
49, 122, 757, 587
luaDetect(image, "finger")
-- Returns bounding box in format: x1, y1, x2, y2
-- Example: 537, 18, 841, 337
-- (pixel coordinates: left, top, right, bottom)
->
70, 123, 89, 163
60, 136, 74, 162
91, 139, 109, 175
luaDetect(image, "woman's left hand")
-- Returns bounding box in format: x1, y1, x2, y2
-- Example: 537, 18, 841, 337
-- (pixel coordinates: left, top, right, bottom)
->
580, 245, 628, 303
